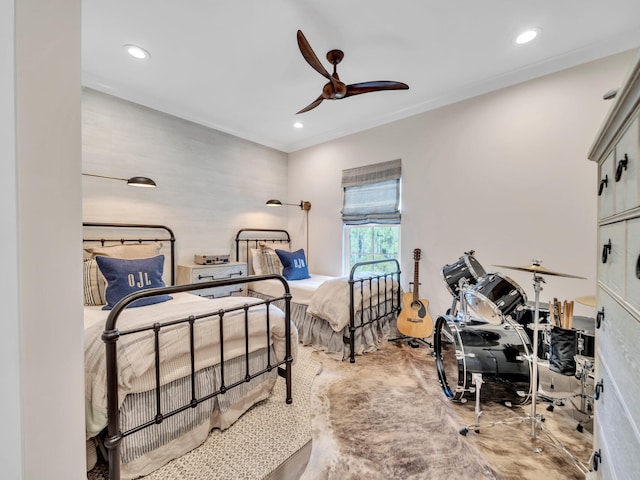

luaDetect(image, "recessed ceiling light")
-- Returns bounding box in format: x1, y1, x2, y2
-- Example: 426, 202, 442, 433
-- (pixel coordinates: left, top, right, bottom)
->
124, 44, 150, 59
515, 29, 539, 45
293, 122, 304, 129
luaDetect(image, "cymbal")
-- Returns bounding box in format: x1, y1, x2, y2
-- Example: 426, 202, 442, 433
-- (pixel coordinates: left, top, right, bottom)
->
493, 264, 586, 279
575, 295, 596, 307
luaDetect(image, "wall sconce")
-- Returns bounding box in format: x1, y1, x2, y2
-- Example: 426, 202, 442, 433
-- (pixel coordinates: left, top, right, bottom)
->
266, 199, 312, 261
265, 199, 311, 211
82, 173, 157, 188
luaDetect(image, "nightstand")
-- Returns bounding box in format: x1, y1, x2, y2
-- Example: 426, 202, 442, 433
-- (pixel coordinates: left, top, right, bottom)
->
177, 262, 247, 299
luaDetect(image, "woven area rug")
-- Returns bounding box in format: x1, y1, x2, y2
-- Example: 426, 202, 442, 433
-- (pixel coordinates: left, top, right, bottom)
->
301, 340, 593, 480
88, 345, 321, 480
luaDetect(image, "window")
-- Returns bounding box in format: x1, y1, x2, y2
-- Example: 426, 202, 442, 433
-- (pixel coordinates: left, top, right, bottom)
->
341, 159, 401, 273
344, 224, 400, 273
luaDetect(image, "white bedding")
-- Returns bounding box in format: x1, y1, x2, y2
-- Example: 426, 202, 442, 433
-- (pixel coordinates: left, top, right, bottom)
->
248, 274, 335, 306
85, 292, 296, 438
306, 273, 400, 331
250, 272, 399, 333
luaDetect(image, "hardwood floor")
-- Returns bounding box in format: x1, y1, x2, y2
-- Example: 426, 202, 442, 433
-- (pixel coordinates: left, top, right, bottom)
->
264, 440, 312, 480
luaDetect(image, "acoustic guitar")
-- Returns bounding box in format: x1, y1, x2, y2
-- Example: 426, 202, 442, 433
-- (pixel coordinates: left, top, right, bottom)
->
397, 248, 434, 338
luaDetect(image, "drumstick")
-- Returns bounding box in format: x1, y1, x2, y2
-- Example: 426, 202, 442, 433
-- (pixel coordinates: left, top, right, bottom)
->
567, 301, 573, 329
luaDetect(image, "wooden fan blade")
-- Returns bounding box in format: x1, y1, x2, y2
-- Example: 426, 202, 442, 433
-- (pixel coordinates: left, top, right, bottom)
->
297, 30, 331, 81
296, 95, 324, 114
345, 81, 409, 97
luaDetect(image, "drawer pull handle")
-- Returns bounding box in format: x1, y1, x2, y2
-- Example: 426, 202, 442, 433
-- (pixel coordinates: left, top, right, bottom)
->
598, 174, 608, 195
198, 270, 244, 281
596, 307, 604, 329
205, 288, 243, 299
615, 153, 629, 182
592, 449, 601, 471
594, 379, 604, 400
636, 254, 640, 279
601, 239, 612, 263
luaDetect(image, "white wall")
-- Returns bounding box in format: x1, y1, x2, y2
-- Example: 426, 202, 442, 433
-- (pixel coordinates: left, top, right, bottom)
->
82, 89, 292, 264
6, 0, 86, 479
1, 0, 23, 478
289, 50, 638, 319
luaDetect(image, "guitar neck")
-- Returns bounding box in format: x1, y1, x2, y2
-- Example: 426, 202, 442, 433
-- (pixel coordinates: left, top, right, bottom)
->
413, 260, 420, 301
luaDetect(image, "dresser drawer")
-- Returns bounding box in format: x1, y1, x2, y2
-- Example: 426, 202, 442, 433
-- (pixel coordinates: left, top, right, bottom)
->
626, 217, 640, 311
598, 151, 615, 219
596, 290, 640, 420
188, 264, 246, 283
593, 351, 640, 479
598, 222, 626, 295
177, 262, 247, 298
614, 116, 639, 214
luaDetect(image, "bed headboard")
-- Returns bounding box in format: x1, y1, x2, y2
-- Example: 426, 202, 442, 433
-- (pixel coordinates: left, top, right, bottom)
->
83, 222, 176, 285
235, 228, 291, 263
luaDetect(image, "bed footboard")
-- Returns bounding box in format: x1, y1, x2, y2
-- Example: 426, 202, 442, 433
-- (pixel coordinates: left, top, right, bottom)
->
348, 259, 401, 363
101, 275, 292, 480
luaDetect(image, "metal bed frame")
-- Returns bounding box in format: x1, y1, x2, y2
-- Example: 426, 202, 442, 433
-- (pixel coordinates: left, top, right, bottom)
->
84, 223, 293, 480
235, 228, 401, 363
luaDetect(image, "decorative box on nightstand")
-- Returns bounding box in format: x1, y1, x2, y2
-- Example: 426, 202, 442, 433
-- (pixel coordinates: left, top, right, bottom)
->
177, 262, 247, 299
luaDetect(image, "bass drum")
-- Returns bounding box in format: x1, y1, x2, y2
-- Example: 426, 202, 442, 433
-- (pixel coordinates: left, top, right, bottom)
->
441, 253, 486, 297
434, 315, 533, 405
464, 272, 527, 325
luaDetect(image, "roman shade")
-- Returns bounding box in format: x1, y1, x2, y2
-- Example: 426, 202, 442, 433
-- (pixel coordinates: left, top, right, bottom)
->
341, 159, 401, 224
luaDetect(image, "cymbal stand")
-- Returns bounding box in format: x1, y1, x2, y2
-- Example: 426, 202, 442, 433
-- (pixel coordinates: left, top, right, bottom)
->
529, 272, 545, 445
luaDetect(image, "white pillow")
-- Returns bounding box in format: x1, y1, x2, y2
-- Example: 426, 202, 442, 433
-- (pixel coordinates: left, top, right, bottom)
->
250, 248, 264, 275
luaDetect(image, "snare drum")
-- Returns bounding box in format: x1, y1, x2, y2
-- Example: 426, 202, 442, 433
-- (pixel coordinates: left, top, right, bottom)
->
441, 253, 486, 297
434, 315, 533, 405
464, 273, 527, 325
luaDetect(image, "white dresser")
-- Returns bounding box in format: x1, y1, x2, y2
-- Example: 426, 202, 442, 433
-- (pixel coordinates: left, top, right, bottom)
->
588, 55, 640, 478
177, 262, 247, 299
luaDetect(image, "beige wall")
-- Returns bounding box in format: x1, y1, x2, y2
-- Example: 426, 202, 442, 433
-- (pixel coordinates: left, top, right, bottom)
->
289, 50, 638, 318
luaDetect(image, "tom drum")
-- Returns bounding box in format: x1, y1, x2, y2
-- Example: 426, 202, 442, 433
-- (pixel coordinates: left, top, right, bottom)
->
441, 253, 487, 297
434, 315, 533, 405
464, 273, 527, 325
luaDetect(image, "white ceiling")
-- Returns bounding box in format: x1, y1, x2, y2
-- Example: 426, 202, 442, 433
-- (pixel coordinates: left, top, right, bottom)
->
82, 0, 640, 153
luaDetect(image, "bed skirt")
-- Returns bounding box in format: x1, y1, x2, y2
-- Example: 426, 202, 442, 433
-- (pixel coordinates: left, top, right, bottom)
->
249, 290, 392, 360
89, 346, 277, 479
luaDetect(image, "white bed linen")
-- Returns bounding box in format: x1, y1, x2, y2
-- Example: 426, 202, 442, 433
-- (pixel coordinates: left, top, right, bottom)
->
248, 274, 335, 306
85, 292, 295, 438
307, 273, 400, 331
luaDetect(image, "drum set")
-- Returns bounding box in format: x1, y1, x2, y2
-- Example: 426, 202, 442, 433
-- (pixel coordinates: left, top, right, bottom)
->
434, 251, 594, 461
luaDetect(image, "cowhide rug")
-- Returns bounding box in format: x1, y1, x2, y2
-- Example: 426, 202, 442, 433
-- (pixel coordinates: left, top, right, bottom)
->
301, 341, 592, 480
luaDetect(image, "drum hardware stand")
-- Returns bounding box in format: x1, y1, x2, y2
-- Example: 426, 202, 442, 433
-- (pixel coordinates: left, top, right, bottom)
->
542, 358, 594, 432
458, 266, 589, 474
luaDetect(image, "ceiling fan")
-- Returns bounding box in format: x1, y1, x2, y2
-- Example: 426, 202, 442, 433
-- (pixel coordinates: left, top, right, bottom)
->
296, 30, 409, 114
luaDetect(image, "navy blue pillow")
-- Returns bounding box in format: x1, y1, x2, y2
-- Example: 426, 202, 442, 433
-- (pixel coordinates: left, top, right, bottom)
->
95, 255, 172, 310
275, 249, 310, 280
